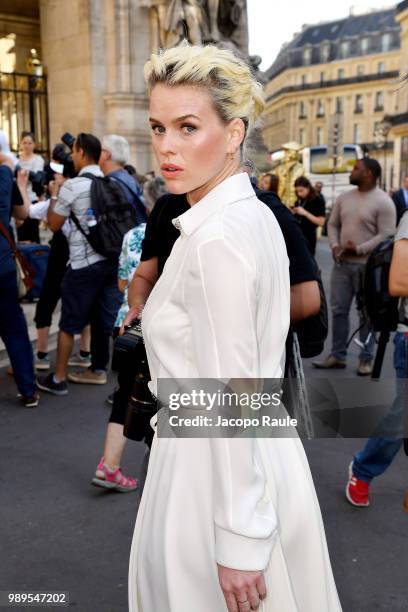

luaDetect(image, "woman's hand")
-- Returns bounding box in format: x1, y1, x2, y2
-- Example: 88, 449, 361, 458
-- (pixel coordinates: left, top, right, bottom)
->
120, 304, 144, 335
218, 565, 267, 611
293, 205, 306, 217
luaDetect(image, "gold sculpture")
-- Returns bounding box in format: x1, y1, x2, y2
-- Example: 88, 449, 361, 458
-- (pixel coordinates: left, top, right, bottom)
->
26, 48, 43, 76
275, 142, 304, 207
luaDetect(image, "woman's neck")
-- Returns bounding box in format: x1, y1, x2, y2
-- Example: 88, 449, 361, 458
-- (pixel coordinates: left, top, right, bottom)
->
187, 162, 241, 207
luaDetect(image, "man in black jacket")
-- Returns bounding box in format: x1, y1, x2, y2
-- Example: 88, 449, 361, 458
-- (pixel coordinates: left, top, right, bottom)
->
392, 175, 408, 224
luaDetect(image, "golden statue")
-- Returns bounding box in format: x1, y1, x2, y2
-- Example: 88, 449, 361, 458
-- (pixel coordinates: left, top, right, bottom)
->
26, 48, 43, 76
275, 142, 304, 207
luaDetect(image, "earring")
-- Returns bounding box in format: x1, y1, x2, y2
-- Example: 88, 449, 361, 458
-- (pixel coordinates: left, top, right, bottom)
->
229, 152, 235, 161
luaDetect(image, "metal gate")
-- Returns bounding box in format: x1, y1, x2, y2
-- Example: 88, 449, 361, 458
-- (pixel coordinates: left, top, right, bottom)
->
0, 71, 49, 157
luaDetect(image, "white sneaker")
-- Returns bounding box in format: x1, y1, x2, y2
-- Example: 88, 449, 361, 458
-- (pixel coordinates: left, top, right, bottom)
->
35, 355, 50, 371
68, 353, 91, 368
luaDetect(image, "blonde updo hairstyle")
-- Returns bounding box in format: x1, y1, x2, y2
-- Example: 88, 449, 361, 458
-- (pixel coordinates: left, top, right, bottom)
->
144, 42, 265, 156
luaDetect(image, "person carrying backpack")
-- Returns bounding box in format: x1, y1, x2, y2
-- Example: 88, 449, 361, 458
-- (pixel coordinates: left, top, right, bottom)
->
99, 134, 147, 226
37, 133, 131, 395
313, 158, 396, 376
346, 209, 408, 507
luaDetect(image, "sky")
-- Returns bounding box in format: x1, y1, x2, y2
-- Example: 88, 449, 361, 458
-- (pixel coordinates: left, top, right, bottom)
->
247, 0, 396, 70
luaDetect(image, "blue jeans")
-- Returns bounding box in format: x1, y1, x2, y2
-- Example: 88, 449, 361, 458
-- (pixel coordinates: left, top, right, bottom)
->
353, 332, 407, 483
0, 271, 36, 397
330, 261, 376, 361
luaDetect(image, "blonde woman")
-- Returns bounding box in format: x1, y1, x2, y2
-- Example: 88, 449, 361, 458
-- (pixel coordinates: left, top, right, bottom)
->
128, 44, 342, 612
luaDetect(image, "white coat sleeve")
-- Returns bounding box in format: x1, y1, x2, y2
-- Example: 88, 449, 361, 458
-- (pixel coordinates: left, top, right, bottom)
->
185, 237, 278, 571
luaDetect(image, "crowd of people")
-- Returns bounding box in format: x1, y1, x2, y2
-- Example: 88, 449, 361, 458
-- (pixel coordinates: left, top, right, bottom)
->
1, 39, 408, 612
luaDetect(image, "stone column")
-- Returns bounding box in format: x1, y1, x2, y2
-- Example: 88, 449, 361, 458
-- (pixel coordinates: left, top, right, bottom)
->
103, 0, 152, 174
39, 0, 98, 143
40, 0, 152, 172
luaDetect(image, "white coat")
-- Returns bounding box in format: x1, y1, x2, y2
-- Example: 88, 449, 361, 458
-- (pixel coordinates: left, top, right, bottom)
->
129, 173, 342, 611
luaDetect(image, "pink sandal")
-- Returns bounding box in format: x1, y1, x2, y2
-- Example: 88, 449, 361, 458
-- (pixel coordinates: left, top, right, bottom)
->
92, 457, 138, 493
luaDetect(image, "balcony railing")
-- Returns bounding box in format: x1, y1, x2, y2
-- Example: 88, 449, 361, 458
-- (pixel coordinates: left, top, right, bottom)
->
266, 70, 399, 103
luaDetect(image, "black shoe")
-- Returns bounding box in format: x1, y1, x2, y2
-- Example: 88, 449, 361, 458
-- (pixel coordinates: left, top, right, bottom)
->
37, 373, 68, 396
20, 393, 40, 408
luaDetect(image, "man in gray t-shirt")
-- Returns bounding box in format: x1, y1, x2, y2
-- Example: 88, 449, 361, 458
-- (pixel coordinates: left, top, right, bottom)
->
346, 210, 408, 507
37, 133, 122, 396
53, 164, 105, 269
314, 157, 396, 376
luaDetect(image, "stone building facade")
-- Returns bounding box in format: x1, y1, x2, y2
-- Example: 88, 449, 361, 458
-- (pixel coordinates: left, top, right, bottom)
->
0, 0, 249, 173
0, 0, 153, 171
388, 0, 408, 185
263, 7, 401, 187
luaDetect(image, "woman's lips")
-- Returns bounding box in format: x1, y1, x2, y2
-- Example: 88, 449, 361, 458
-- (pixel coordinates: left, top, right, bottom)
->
161, 164, 184, 179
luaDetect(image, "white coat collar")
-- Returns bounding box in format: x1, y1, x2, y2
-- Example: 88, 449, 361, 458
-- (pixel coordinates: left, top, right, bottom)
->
172, 173, 255, 236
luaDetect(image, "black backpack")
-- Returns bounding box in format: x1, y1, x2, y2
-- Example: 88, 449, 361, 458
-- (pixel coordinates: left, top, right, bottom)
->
363, 237, 399, 333
70, 173, 137, 260
292, 268, 329, 358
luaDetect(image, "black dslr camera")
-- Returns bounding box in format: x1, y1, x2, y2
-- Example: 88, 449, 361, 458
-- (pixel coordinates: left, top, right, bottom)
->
15, 165, 47, 197
112, 319, 156, 447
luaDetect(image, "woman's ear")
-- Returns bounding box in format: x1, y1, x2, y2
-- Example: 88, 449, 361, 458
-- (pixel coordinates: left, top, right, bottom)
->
227, 118, 246, 154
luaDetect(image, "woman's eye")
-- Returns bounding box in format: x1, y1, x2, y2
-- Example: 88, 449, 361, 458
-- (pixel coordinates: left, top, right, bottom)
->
181, 124, 196, 134
151, 125, 165, 135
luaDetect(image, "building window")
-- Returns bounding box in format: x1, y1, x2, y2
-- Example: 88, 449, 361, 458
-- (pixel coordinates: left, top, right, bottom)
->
375, 91, 384, 111
382, 33, 392, 52
354, 94, 363, 113
299, 128, 305, 145
320, 71, 325, 84
316, 99, 325, 117
335, 97, 343, 114
321, 43, 330, 63
340, 40, 350, 58
361, 37, 370, 54
338, 68, 345, 80
303, 47, 312, 66
378, 61, 385, 74
299, 101, 307, 118
374, 121, 382, 133
353, 124, 361, 144
316, 126, 323, 146
301, 74, 307, 86
357, 65, 365, 76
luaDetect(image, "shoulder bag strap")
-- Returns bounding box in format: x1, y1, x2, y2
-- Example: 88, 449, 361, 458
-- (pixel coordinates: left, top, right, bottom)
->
70, 211, 90, 240
0, 219, 35, 284
0, 220, 17, 254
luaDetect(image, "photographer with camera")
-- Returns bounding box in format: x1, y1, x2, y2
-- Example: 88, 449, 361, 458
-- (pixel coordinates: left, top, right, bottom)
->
16, 131, 45, 243
37, 133, 122, 395
18, 144, 91, 371
0, 149, 38, 407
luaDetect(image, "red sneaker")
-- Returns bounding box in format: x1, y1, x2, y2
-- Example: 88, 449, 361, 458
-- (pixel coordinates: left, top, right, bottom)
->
346, 462, 370, 507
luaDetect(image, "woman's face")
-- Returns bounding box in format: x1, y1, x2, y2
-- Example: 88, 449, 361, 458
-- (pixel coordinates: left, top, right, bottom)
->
260, 175, 271, 190
295, 185, 309, 200
149, 83, 243, 202
21, 136, 35, 155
